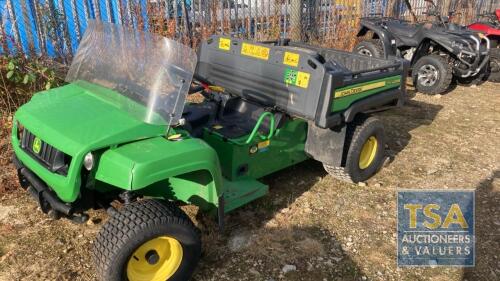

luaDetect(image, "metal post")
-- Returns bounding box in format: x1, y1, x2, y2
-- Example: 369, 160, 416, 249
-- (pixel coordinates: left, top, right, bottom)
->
290, 0, 301, 41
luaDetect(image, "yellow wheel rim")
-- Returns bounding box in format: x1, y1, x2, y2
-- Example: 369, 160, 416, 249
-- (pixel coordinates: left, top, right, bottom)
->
359, 136, 378, 170
126, 236, 183, 281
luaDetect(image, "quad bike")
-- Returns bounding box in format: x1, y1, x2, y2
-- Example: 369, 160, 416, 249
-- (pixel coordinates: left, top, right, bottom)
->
11, 21, 407, 280
354, 0, 490, 94
468, 9, 500, 82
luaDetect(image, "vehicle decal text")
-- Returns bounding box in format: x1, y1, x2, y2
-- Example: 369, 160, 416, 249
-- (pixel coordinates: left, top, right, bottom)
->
284, 69, 310, 89
283, 52, 300, 67
241, 43, 270, 60
219, 38, 231, 51
334, 77, 400, 99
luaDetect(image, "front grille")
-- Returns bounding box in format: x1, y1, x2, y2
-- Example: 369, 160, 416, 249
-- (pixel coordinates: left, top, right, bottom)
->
20, 129, 71, 175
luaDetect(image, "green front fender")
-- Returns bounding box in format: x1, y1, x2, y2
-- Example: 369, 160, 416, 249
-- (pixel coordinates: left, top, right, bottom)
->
95, 137, 223, 208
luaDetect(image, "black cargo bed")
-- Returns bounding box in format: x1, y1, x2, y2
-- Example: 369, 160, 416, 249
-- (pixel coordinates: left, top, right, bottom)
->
196, 36, 408, 129
288, 42, 399, 74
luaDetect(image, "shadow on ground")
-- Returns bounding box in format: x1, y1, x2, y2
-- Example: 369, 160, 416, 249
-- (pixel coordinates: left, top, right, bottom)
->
378, 98, 443, 164
193, 160, 366, 280
462, 170, 500, 281
191, 86, 447, 279
405, 79, 459, 100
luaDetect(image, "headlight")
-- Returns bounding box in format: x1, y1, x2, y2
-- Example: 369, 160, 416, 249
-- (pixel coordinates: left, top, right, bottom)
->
451, 41, 465, 49
83, 152, 94, 171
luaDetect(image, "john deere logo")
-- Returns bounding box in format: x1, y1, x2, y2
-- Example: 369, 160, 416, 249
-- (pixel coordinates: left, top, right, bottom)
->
32, 137, 42, 154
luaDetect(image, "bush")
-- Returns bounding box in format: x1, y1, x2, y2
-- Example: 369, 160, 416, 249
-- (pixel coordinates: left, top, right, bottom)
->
0, 56, 64, 116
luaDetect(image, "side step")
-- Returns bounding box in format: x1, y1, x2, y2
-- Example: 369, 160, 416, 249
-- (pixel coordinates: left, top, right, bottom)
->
223, 178, 268, 213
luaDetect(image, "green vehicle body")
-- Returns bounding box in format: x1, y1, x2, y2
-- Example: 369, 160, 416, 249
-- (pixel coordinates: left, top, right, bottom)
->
12, 35, 407, 222
12, 76, 400, 214
12, 81, 223, 209
11, 81, 308, 213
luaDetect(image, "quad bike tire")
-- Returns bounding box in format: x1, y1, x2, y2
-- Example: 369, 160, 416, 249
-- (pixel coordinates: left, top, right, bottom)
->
324, 115, 386, 183
353, 39, 384, 58
93, 199, 201, 281
412, 54, 453, 95
488, 48, 500, 82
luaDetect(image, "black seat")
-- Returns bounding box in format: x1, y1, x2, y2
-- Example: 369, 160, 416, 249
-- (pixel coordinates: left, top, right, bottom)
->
211, 97, 284, 139
241, 90, 275, 107
182, 102, 218, 137
385, 22, 420, 37
385, 22, 422, 47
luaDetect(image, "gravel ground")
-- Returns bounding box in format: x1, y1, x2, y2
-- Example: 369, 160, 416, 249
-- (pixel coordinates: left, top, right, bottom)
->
0, 82, 499, 281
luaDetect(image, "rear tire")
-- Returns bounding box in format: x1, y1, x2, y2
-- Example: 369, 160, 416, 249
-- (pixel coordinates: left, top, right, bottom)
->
487, 48, 500, 82
324, 116, 386, 183
353, 39, 384, 58
93, 199, 201, 281
323, 165, 352, 182
412, 54, 453, 95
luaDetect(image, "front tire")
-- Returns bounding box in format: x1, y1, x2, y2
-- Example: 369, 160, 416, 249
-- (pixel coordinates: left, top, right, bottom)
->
412, 54, 453, 95
324, 116, 386, 183
487, 48, 500, 82
353, 39, 384, 58
93, 199, 201, 281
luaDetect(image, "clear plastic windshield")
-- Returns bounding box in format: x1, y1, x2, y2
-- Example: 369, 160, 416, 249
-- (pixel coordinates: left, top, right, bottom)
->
66, 21, 197, 125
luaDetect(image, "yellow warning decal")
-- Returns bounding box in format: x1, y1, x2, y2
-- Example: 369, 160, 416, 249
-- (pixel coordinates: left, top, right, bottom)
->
335, 81, 386, 98
219, 38, 231, 51
258, 140, 270, 149
167, 134, 182, 140
283, 52, 300, 67
241, 43, 270, 60
208, 85, 225, 92
284, 68, 311, 89
296, 71, 310, 88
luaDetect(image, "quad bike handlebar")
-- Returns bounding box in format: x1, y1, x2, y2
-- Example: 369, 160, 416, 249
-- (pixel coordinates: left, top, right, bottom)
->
421, 11, 451, 28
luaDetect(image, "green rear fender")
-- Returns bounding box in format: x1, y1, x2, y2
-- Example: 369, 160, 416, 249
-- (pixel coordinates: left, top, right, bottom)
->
95, 137, 223, 209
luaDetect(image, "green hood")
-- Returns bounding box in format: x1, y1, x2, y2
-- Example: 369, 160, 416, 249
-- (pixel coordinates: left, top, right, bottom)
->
14, 82, 166, 156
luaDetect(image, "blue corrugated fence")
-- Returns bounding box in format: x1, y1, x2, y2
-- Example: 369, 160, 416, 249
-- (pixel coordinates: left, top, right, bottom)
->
1, 0, 498, 60
0, 0, 148, 60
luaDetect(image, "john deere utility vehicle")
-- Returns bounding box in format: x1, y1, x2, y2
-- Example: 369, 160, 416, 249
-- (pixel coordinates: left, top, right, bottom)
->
354, 0, 490, 94
11, 21, 407, 280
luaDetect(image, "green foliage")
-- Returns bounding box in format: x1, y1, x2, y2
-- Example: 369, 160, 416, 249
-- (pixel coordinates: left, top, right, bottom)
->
0, 56, 64, 114
4, 57, 58, 90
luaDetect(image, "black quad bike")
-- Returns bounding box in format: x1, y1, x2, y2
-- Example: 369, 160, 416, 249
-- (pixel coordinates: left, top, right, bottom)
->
354, 2, 490, 94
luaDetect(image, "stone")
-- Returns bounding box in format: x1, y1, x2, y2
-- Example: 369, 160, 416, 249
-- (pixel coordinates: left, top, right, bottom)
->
228, 233, 251, 252
248, 268, 260, 276
282, 264, 297, 273
426, 169, 438, 175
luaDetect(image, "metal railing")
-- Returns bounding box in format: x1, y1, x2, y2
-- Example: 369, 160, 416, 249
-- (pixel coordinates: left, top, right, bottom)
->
0, 0, 498, 60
